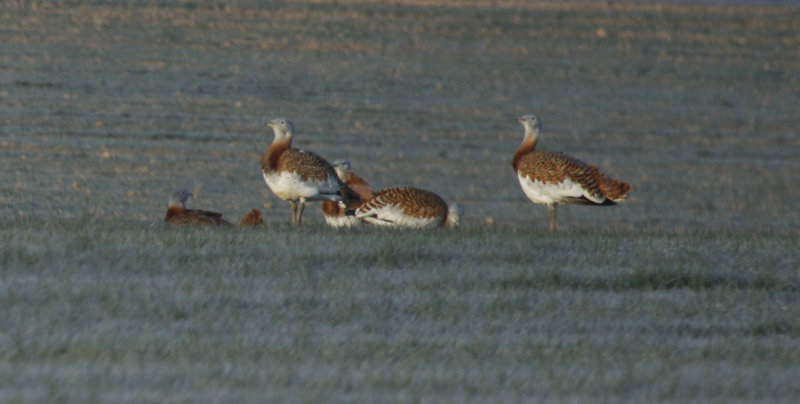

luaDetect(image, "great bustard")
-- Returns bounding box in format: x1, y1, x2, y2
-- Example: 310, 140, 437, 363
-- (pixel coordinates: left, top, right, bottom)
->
238, 208, 264, 227
356, 187, 462, 228
261, 118, 356, 225
321, 159, 373, 228
164, 189, 231, 226
512, 114, 631, 232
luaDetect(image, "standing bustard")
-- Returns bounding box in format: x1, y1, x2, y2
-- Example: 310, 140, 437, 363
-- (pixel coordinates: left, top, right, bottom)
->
261, 118, 355, 225
513, 114, 631, 232
164, 189, 231, 226
321, 159, 373, 227
356, 187, 462, 228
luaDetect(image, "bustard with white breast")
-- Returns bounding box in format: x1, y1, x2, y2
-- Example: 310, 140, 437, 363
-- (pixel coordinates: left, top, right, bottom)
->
513, 114, 631, 232
356, 187, 462, 229
261, 117, 355, 225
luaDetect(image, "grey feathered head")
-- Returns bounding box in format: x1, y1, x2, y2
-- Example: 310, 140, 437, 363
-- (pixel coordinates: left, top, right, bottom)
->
169, 189, 193, 208
267, 117, 295, 141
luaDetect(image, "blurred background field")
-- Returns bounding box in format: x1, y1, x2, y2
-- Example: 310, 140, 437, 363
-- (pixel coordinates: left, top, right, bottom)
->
1, 0, 799, 402
2, 0, 798, 232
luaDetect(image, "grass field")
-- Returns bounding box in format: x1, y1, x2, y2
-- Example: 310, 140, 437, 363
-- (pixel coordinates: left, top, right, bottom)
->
2, 0, 800, 402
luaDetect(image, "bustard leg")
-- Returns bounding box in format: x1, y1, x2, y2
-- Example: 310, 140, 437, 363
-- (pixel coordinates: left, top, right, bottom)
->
548, 204, 557, 233
296, 200, 305, 225
289, 200, 298, 225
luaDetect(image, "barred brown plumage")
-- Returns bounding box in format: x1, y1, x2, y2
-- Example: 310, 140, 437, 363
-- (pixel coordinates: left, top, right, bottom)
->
356, 187, 462, 228
164, 189, 231, 226
332, 159, 373, 201
261, 118, 354, 225
513, 114, 631, 232
321, 159, 373, 227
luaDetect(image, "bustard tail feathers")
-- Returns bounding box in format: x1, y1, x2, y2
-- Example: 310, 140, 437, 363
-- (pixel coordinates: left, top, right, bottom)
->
598, 174, 632, 203
445, 202, 463, 228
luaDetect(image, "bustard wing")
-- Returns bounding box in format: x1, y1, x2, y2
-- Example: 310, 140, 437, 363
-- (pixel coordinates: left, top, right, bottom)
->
166, 209, 230, 225
357, 187, 447, 220
277, 149, 338, 182
517, 150, 629, 204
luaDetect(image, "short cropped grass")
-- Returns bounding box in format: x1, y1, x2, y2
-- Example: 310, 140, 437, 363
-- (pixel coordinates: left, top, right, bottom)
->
2, 0, 800, 402
1, 217, 799, 402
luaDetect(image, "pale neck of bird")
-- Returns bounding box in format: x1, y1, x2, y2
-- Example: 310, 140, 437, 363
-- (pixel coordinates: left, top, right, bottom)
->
521, 129, 539, 147
273, 132, 292, 145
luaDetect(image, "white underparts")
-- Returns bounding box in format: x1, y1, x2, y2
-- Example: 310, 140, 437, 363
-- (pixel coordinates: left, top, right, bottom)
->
263, 171, 342, 202
324, 215, 361, 228
518, 174, 605, 205
356, 204, 441, 228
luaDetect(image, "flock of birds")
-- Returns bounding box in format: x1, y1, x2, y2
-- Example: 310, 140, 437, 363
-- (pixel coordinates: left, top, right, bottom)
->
164, 114, 632, 232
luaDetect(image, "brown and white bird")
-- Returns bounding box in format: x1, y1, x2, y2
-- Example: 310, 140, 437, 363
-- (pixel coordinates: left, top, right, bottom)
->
356, 187, 462, 228
321, 159, 373, 228
164, 189, 231, 226
238, 208, 264, 227
512, 114, 631, 232
261, 118, 355, 225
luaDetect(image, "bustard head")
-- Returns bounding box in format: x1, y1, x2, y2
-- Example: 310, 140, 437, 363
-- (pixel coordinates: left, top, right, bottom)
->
267, 117, 294, 142
169, 189, 193, 208
518, 114, 541, 140
332, 159, 352, 179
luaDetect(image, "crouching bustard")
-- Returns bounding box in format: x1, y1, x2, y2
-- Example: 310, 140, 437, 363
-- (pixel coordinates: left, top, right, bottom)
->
261, 118, 355, 225
164, 189, 231, 226
513, 114, 631, 232
321, 159, 373, 227
356, 187, 462, 229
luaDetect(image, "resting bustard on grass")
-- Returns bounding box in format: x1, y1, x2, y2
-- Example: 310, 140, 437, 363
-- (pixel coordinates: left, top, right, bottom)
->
321, 159, 373, 227
238, 208, 264, 227
356, 187, 462, 228
164, 189, 231, 226
261, 117, 356, 225
513, 114, 631, 232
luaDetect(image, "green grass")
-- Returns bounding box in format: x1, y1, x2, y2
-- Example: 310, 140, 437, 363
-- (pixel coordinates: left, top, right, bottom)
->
2, 0, 800, 401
